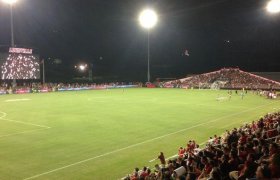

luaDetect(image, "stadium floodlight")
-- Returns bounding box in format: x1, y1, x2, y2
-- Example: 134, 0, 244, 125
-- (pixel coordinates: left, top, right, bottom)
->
267, 0, 280, 13
79, 65, 86, 71
2, 0, 17, 5
139, 9, 158, 29
75, 63, 93, 81
138, 9, 158, 82
75, 64, 87, 71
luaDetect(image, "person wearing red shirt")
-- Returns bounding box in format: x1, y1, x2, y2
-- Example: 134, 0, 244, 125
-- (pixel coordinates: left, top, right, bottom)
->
178, 147, 185, 158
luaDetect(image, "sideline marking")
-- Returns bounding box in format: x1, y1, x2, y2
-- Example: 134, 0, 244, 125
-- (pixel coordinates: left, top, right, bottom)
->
220, 121, 241, 129
23, 102, 277, 180
0, 111, 7, 118
5, 98, 31, 102
0, 112, 51, 129
216, 96, 228, 101
0, 128, 50, 139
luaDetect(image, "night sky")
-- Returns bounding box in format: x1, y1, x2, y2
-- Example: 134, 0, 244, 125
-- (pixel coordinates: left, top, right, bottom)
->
0, 0, 280, 82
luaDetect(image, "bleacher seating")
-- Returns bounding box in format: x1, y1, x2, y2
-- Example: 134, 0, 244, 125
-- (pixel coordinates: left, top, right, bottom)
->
163, 68, 280, 90
124, 112, 280, 180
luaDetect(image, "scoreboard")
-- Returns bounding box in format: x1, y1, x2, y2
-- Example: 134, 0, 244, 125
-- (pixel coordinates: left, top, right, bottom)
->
0, 48, 40, 80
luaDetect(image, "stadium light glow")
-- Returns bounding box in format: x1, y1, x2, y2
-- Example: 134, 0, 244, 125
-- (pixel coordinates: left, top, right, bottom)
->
2, 0, 17, 5
79, 65, 86, 71
139, 9, 158, 29
267, 0, 280, 13
75, 64, 88, 71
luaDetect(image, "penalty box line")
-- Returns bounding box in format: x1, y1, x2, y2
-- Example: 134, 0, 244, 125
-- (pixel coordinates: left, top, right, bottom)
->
0, 111, 51, 129
22, 101, 278, 180
0, 128, 50, 139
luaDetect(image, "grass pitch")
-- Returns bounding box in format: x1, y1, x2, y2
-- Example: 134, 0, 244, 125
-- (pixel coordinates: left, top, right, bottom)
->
0, 88, 279, 180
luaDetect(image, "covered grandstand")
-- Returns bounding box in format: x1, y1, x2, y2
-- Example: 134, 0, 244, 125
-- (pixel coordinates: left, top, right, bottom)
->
163, 68, 280, 90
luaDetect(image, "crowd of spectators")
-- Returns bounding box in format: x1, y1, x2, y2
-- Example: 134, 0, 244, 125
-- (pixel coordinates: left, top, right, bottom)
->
163, 68, 280, 90
255, 90, 278, 99
124, 112, 280, 180
0, 82, 143, 94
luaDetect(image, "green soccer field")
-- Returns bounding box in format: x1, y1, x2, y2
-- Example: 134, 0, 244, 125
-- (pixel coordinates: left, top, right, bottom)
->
0, 88, 279, 180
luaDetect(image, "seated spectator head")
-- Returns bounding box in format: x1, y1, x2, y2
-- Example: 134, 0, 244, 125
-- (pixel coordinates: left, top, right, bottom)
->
163, 169, 171, 179
246, 153, 255, 162
269, 153, 280, 178
230, 150, 238, 159
221, 154, 229, 162
198, 151, 204, 157
201, 156, 209, 165
253, 139, 259, 147
231, 142, 237, 150
154, 164, 160, 171
256, 165, 271, 180
147, 168, 151, 175
208, 167, 221, 180
142, 166, 147, 171
261, 145, 269, 156
222, 146, 230, 155
269, 143, 279, 156
238, 145, 245, 151
186, 172, 196, 180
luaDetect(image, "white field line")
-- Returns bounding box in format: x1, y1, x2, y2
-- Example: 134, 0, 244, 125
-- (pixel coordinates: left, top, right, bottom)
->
0, 112, 7, 118
0, 128, 50, 139
220, 121, 250, 129
166, 154, 178, 160
5, 98, 31, 102
0, 111, 51, 129
148, 158, 157, 163
220, 121, 239, 129
216, 96, 228, 100
23, 101, 277, 180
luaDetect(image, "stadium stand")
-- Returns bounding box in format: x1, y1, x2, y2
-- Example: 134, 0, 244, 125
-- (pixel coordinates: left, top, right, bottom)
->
123, 111, 280, 180
163, 68, 280, 90
0, 82, 143, 95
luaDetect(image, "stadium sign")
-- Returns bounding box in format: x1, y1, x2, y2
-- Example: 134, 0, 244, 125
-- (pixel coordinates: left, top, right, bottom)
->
9, 48, 33, 54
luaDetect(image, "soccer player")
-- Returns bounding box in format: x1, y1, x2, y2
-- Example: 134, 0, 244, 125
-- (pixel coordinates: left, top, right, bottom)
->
228, 90, 232, 100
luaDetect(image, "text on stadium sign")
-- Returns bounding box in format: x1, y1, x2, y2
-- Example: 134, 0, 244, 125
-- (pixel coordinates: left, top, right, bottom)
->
9, 48, 33, 54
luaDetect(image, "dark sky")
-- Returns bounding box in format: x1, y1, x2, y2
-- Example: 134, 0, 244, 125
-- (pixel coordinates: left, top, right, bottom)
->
0, 0, 280, 82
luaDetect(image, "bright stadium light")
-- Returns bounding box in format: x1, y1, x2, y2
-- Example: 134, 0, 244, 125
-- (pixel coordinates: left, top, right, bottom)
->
267, 0, 280, 13
78, 64, 87, 71
138, 9, 158, 82
75, 63, 93, 81
139, 9, 158, 29
2, 0, 17, 5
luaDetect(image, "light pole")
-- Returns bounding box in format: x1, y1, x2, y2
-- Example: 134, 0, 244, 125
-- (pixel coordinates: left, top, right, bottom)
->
2, 0, 18, 87
2, 0, 18, 47
139, 9, 158, 82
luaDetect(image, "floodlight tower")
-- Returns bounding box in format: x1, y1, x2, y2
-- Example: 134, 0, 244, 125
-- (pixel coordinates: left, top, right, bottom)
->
2, 0, 18, 47
139, 9, 158, 82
